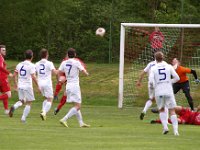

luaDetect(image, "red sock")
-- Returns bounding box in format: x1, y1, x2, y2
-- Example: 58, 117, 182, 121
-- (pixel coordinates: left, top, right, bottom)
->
3, 98, 8, 110
54, 83, 63, 96
0, 93, 8, 101
57, 95, 67, 110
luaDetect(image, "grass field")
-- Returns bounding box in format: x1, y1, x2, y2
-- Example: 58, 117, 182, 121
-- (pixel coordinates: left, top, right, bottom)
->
0, 61, 200, 150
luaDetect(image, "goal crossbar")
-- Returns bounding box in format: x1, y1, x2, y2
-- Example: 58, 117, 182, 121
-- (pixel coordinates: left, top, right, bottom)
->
118, 23, 200, 108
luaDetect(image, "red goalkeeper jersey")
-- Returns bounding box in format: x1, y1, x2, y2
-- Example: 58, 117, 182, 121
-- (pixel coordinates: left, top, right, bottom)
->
149, 31, 164, 49
0, 54, 9, 79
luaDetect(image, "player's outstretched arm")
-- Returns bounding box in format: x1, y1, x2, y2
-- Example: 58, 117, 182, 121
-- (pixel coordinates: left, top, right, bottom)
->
82, 69, 89, 76
136, 70, 146, 87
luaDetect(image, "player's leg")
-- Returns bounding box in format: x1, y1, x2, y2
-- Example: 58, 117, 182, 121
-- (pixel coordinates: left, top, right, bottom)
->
167, 95, 179, 136
182, 81, 194, 110
173, 83, 181, 94
54, 92, 67, 115
54, 75, 66, 100
155, 96, 169, 134
0, 80, 12, 114
40, 85, 53, 120
21, 101, 32, 123
21, 87, 35, 122
140, 86, 154, 120
9, 89, 25, 117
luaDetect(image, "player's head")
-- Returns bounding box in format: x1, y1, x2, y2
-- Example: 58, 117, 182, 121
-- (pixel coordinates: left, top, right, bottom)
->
25, 49, 33, 60
0, 45, 6, 57
172, 58, 180, 69
155, 27, 160, 32
40, 48, 49, 59
67, 48, 76, 58
154, 51, 164, 62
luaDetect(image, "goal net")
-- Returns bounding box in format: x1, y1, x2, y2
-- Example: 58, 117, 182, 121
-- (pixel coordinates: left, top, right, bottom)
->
119, 23, 200, 108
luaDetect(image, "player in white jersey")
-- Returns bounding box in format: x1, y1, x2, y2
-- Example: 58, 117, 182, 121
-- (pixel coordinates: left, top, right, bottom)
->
9, 50, 40, 123
137, 60, 157, 120
149, 51, 180, 135
59, 48, 90, 128
35, 48, 57, 120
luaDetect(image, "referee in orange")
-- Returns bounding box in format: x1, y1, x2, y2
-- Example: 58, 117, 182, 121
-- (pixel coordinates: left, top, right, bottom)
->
172, 58, 199, 110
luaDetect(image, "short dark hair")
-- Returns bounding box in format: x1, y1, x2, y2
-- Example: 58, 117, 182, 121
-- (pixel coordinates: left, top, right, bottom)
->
0, 45, 5, 50
25, 49, 33, 59
154, 51, 164, 62
40, 48, 48, 58
67, 48, 76, 58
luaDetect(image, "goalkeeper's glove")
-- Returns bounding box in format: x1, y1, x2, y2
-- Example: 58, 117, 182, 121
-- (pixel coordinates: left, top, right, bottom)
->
194, 79, 200, 84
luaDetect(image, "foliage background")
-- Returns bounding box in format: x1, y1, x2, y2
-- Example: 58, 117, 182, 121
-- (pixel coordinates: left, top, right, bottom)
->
0, 0, 199, 63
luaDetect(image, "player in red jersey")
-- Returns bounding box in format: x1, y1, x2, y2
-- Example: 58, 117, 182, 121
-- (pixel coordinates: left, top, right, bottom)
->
151, 106, 200, 125
0, 45, 13, 114
54, 54, 86, 115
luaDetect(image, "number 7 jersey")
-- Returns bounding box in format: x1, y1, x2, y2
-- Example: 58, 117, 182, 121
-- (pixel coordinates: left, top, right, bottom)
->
15, 60, 36, 88
59, 58, 85, 84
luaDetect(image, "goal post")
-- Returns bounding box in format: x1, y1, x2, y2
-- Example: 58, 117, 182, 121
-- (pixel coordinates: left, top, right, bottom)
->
118, 23, 200, 108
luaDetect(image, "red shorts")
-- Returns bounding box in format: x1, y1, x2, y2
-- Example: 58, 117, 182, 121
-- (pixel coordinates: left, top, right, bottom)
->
194, 113, 200, 125
0, 78, 11, 92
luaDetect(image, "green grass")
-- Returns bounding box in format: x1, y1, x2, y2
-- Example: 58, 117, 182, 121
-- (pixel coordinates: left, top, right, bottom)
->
0, 61, 200, 150
1, 105, 200, 150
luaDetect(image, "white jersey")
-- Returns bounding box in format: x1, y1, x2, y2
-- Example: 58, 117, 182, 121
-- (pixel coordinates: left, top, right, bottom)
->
35, 59, 55, 85
15, 60, 36, 88
59, 58, 85, 84
149, 61, 179, 97
144, 60, 157, 81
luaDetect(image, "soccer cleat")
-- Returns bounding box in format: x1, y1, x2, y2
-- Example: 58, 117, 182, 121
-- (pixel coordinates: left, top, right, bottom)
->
174, 132, 179, 136
162, 129, 169, 135
9, 106, 15, 117
40, 112, 46, 121
60, 119, 68, 128
54, 108, 60, 115
151, 108, 159, 113
21, 119, 26, 124
4, 109, 9, 115
80, 123, 90, 128
54, 95, 58, 101
150, 120, 157, 124
140, 112, 145, 120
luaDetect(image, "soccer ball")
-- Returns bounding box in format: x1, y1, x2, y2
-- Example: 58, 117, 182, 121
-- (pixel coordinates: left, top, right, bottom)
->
96, 27, 106, 37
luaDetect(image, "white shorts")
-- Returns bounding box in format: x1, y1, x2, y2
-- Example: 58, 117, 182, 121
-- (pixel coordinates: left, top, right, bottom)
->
39, 83, 53, 98
18, 87, 35, 102
148, 83, 154, 99
66, 83, 81, 103
155, 94, 177, 110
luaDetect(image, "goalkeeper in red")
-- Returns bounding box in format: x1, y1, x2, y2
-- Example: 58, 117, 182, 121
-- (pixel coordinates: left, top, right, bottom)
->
0, 45, 13, 115
151, 106, 200, 125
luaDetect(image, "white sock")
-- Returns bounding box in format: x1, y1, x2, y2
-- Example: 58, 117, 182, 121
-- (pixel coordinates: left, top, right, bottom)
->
14, 101, 23, 109
143, 100, 152, 113
159, 111, 168, 130
21, 105, 31, 121
76, 110, 84, 126
171, 115, 178, 134
43, 101, 52, 115
42, 99, 47, 111
62, 107, 77, 121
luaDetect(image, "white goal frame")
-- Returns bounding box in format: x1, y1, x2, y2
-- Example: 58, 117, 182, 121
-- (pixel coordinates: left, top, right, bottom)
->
118, 23, 200, 108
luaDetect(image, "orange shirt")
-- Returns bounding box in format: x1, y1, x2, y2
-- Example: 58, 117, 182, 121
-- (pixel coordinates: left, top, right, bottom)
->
175, 66, 191, 83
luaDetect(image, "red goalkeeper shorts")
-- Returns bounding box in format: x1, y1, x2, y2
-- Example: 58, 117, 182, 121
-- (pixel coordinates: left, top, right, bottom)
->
0, 78, 11, 92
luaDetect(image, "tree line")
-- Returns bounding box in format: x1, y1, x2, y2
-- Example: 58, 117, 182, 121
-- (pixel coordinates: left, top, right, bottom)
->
0, 0, 199, 63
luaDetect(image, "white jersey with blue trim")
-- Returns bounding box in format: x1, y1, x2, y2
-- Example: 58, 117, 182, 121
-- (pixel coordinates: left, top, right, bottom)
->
35, 59, 55, 85
15, 60, 36, 88
59, 58, 85, 84
149, 61, 179, 97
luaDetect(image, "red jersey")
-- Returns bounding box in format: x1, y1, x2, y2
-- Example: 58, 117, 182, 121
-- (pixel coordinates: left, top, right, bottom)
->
179, 108, 200, 125
149, 31, 164, 49
0, 54, 9, 79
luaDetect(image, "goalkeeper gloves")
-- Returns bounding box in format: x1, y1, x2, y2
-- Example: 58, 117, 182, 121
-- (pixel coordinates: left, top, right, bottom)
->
194, 79, 200, 84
